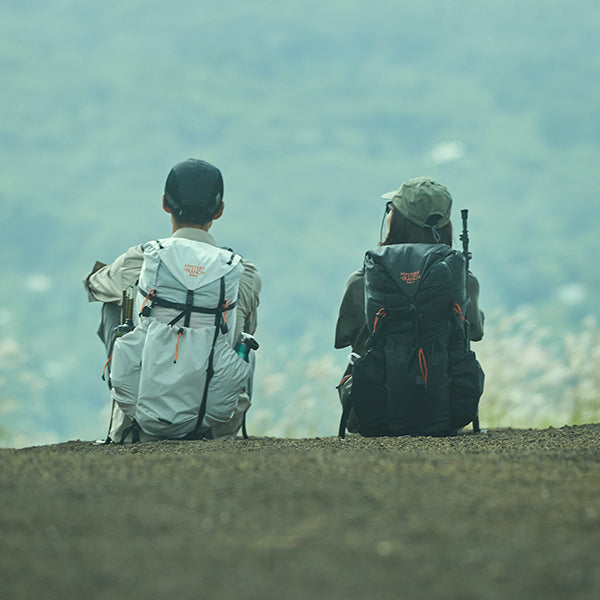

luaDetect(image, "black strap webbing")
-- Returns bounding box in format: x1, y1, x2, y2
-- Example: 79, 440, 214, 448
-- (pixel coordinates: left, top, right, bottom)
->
120, 420, 141, 444
242, 412, 249, 439
184, 289, 194, 327
138, 288, 237, 316
192, 277, 227, 436
338, 399, 353, 440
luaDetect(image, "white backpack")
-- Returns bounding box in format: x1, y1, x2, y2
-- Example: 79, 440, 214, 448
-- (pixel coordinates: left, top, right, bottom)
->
109, 238, 250, 441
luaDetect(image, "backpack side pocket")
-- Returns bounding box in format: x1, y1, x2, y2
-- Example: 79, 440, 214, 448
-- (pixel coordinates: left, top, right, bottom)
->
110, 325, 147, 418
203, 337, 251, 428
349, 348, 388, 437
449, 347, 484, 430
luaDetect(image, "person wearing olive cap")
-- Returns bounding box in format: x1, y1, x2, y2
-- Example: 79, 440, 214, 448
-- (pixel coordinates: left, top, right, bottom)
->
335, 177, 483, 356
335, 177, 484, 435
84, 159, 261, 441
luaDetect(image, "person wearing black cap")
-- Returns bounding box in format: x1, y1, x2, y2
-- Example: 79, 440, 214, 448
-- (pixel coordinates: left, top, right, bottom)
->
84, 159, 261, 440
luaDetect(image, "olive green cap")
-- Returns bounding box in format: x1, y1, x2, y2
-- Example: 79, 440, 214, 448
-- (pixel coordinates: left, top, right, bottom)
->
381, 177, 452, 228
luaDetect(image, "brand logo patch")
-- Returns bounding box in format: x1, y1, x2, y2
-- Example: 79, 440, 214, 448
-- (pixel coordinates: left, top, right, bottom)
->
184, 264, 206, 278
400, 271, 421, 284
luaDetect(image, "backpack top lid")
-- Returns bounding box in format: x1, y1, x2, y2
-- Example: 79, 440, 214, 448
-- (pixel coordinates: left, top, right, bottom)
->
139, 237, 243, 301
364, 243, 466, 329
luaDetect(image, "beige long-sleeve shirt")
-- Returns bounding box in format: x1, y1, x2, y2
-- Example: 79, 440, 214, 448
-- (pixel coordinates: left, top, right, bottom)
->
84, 227, 261, 342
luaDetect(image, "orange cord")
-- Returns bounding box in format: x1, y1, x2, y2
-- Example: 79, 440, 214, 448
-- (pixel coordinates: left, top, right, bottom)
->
174, 328, 183, 363
373, 308, 387, 332
222, 299, 230, 324
453, 303, 466, 322
418, 348, 428, 385
102, 354, 112, 380
140, 288, 157, 313
339, 374, 352, 387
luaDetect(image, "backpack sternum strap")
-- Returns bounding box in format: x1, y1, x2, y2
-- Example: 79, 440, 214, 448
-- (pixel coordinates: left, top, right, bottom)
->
137, 287, 238, 326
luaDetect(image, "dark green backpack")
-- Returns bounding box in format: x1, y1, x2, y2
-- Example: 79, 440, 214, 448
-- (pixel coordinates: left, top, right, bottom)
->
338, 243, 484, 438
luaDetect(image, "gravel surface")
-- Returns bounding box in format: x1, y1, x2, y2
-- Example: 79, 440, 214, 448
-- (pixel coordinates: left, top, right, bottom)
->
1, 424, 599, 599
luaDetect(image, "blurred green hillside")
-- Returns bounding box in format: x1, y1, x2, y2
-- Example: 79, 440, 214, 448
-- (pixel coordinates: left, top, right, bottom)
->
1, 0, 599, 445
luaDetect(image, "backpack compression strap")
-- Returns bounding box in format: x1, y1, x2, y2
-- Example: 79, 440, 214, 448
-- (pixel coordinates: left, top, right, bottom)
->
138, 287, 237, 328
338, 308, 387, 439
338, 376, 353, 440
119, 420, 141, 444
190, 276, 228, 438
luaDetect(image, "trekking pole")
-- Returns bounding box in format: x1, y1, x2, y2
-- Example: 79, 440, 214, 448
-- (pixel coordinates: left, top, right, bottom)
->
460, 209, 480, 433
459, 210, 471, 342
460, 209, 471, 271
116, 286, 135, 338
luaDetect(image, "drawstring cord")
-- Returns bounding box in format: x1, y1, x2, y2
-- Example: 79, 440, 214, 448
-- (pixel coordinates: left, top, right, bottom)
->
373, 308, 387, 333
338, 374, 352, 388
102, 354, 112, 380
453, 302, 466, 321
174, 328, 184, 363
418, 347, 428, 385
140, 289, 157, 316
222, 299, 230, 324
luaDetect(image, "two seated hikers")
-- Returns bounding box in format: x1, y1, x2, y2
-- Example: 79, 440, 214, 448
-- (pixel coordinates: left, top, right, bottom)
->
84, 165, 483, 442
83, 159, 261, 443
335, 177, 485, 437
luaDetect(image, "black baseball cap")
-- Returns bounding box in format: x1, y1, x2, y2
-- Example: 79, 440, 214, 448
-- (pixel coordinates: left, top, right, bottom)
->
164, 159, 224, 217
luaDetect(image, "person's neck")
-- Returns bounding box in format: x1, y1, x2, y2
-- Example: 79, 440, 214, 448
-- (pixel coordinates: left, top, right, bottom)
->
171, 219, 211, 234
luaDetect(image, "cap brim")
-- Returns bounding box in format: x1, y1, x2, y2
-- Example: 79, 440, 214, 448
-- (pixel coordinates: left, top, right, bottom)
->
381, 191, 396, 200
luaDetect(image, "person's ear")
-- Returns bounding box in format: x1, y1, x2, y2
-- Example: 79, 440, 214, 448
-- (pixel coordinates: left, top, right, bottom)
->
163, 195, 172, 214
213, 201, 224, 220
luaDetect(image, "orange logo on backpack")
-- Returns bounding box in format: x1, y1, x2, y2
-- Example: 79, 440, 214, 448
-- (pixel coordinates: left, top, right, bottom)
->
184, 264, 206, 278
400, 271, 421, 284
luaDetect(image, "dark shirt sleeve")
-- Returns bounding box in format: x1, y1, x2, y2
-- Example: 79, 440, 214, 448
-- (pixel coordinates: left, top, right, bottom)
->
334, 269, 369, 354
466, 271, 485, 341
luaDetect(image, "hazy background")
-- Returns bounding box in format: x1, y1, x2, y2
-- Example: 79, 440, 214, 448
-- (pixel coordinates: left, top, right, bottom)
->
2, 0, 599, 446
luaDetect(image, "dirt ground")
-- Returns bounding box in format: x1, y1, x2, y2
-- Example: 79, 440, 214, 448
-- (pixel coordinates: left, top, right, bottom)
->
1, 424, 599, 600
